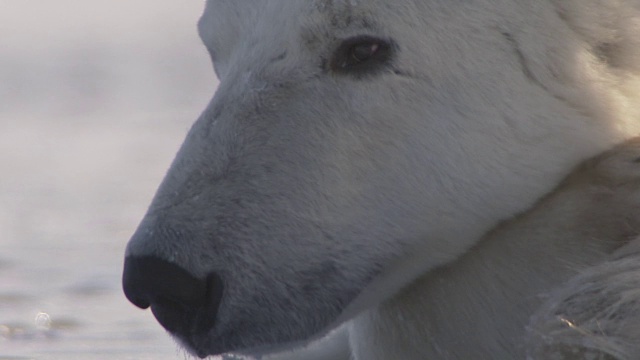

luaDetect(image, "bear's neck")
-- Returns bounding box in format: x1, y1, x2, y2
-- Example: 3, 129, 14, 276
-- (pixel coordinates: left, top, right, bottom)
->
350, 178, 634, 359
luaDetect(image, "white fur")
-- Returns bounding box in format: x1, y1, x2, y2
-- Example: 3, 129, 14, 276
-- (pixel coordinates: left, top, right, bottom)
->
348, 140, 640, 359
527, 244, 640, 360
125, 0, 640, 358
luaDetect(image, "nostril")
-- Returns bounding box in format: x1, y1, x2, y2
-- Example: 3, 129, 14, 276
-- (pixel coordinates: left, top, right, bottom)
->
122, 255, 224, 334
150, 299, 190, 333
130, 295, 151, 310
122, 256, 208, 310
194, 273, 224, 333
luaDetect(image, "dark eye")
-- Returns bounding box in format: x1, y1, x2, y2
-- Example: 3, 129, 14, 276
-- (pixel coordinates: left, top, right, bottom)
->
352, 42, 380, 62
329, 35, 395, 77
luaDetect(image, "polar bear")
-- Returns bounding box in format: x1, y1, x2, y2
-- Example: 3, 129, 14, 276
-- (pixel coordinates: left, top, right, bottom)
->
122, 0, 640, 359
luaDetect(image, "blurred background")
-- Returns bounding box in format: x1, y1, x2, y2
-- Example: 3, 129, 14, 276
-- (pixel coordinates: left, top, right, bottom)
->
0, 1, 219, 359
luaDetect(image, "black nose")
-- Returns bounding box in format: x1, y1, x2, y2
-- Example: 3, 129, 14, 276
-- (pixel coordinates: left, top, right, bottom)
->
122, 255, 223, 334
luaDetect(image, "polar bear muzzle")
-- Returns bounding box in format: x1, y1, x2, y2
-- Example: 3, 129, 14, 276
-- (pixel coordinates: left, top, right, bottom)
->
122, 255, 224, 338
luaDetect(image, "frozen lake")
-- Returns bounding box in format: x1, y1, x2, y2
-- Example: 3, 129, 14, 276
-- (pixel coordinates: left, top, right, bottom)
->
0, 2, 223, 358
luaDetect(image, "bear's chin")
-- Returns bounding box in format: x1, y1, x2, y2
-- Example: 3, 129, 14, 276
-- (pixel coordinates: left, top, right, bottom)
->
175, 332, 318, 359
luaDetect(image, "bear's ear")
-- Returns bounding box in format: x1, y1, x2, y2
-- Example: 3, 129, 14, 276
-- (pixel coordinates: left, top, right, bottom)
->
526, 237, 640, 359
554, 0, 640, 72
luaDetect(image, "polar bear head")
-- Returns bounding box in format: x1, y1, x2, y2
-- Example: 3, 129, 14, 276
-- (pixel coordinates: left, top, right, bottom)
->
123, 0, 640, 357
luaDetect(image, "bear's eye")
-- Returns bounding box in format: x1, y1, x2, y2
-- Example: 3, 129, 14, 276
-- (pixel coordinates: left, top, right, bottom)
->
329, 35, 395, 77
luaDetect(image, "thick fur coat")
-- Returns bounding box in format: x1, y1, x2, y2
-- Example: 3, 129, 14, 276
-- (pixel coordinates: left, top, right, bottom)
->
123, 0, 640, 358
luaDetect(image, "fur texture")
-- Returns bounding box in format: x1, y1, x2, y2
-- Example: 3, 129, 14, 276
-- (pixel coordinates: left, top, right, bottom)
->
124, 0, 640, 358
527, 250, 640, 360
347, 139, 640, 359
